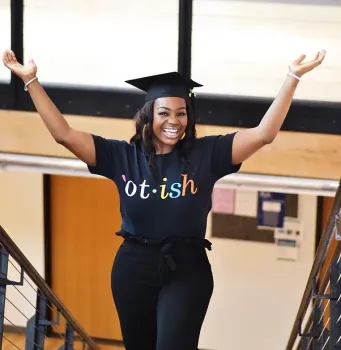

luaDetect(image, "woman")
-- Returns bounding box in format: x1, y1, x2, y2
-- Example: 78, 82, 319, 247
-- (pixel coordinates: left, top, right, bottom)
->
2, 49, 325, 350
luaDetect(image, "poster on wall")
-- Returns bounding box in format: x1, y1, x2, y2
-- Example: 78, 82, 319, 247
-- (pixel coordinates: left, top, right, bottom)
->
257, 192, 286, 230
212, 187, 235, 214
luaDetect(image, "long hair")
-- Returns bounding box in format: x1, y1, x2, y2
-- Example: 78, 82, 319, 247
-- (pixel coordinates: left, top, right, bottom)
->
130, 98, 197, 180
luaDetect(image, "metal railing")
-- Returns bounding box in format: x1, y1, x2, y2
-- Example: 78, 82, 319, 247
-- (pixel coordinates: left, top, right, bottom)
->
0, 152, 339, 197
0, 225, 99, 349
286, 178, 341, 350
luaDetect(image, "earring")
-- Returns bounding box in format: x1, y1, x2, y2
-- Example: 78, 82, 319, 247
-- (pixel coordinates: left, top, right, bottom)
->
180, 132, 186, 140
143, 124, 146, 134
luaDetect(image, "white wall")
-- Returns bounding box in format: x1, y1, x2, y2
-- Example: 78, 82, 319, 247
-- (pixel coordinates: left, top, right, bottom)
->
2, 0, 339, 102
200, 191, 317, 350
0, 171, 44, 328
0, 0, 11, 82
22, 0, 179, 88
192, 0, 340, 102
10, 0, 339, 103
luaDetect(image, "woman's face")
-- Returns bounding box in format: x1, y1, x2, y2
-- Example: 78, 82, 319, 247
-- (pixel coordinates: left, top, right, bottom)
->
152, 97, 187, 154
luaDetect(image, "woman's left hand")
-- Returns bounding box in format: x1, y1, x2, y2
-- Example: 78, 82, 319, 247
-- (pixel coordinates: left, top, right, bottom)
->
289, 50, 326, 78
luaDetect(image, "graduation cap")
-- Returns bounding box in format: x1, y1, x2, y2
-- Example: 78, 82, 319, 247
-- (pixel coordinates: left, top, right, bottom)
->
125, 71, 203, 103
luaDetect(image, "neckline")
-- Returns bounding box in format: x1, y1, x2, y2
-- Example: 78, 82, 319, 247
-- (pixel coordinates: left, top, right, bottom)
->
140, 142, 178, 158
154, 149, 177, 157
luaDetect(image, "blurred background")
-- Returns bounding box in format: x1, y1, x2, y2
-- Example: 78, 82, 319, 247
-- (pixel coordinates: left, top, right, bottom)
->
0, 1, 341, 349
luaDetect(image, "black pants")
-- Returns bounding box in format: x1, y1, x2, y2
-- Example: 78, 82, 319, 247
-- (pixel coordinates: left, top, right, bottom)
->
111, 236, 214, 350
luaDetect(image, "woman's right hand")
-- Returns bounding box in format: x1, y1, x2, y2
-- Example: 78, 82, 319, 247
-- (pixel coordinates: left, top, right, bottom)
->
2, 49, 37, 83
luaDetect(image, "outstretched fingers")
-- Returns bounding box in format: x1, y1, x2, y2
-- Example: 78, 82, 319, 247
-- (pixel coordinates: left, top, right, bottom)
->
2, 50, 9, 65
2, 49, 16, 66
304, 50, 326, 69
293, 54, 307, 65
9, 49, 17, 62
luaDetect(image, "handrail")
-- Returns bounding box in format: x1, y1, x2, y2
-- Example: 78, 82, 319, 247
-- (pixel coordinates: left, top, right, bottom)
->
295, 239, 341, 350
285, 178, 341, 349
0, 152, 339, 196
0, 225, 99, 349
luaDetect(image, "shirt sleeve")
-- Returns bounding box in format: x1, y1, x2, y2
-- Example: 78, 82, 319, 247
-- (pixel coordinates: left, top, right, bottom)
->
87, 134, 126, 180
210, 132, 242, 181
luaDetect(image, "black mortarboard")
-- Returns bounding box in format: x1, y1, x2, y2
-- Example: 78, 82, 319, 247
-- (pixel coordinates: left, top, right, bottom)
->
125, 71, 203, 103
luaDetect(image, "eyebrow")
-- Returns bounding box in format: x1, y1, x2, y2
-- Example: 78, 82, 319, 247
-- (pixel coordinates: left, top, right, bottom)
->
157, 107, 186, 111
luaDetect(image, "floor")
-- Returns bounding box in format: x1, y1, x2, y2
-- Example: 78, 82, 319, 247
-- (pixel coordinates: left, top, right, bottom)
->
2, 332, 124, 349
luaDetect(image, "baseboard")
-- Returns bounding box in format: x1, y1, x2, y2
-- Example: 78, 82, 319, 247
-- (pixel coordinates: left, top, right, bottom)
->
3, 324, 26, 334
4, 326, 211, 349
4, 325, 124, 347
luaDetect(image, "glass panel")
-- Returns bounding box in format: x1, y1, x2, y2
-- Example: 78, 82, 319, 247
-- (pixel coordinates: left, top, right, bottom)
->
192, 0, 341, 102
24, 0, 179, 88
0, 0, 11, 82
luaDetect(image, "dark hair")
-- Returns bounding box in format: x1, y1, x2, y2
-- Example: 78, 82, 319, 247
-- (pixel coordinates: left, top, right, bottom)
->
130, 98, 197, 181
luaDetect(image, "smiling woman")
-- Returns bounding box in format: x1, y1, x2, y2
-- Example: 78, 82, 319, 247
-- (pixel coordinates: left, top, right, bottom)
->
126, 72, 201, 184
153, 99, 187, 145
2, 44, 326, 349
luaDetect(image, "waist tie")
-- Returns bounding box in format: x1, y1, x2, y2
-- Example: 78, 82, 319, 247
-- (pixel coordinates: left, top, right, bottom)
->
158, 238, 212, 273
116, 230, 212, 283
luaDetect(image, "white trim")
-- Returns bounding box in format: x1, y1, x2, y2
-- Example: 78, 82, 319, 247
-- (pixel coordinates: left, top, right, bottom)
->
0, 152, 339, 196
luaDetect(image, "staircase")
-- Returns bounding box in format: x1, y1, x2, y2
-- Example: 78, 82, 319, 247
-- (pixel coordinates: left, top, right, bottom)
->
286, 178, 341, 349
0, 225, 99, 349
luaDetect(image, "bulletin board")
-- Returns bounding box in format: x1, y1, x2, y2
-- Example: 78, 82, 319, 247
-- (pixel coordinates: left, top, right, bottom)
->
211, 188, 298, 243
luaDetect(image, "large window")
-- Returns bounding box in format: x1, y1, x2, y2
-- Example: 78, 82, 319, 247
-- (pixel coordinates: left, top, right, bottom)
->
0, 0, 11, 82
24, 0, 179, 88
192, 0, 341, 102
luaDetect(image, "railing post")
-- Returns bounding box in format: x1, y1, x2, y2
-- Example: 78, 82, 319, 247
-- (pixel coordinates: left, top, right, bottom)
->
58, 322, 74, 350
26, 290, 61, 350
312, 302, 325, 350
329, 259, 341, 349
26, 290, 46, 349
298, 302, 325, 349
0, 245, 10, 349
310, 304, 324, 350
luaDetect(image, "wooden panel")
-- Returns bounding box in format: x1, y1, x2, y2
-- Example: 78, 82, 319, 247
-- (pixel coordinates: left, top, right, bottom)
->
1, 110, 341, 180
319, 197, 337, 328
319, 197, 336, 283
50, 175, 123, 340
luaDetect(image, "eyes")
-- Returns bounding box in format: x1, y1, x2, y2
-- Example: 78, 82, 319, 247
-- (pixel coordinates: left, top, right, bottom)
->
158, 111, 187, 117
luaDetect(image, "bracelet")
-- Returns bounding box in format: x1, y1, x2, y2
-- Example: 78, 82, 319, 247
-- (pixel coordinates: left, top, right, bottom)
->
287, 72, 301, 81
24, 76, 38, 91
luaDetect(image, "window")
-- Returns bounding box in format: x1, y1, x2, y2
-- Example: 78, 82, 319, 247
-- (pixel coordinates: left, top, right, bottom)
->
24, 0, 179, 89
192, 0, 341, 102
0, 0, 11, 82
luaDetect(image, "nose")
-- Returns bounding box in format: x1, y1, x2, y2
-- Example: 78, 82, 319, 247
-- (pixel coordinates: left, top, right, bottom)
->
168, 112, 179, 124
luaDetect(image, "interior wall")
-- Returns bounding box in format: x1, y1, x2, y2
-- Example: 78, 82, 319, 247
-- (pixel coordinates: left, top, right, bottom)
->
14, 0, 341, 103
1, 110, 341, 180
199, 191, 317, 350
0, 171, 44, 328
0, 171, 318, 349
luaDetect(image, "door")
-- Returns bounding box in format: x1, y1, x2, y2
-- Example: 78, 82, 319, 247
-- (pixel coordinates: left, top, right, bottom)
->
49, 174, 123, 340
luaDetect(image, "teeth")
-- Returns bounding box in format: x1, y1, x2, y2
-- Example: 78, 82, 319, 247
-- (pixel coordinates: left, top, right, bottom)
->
164, 128, 178, 133
163, 128, 180, 139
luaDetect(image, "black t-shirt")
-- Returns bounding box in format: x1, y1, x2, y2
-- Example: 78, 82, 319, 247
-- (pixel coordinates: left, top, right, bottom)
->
87, 133, 241, 240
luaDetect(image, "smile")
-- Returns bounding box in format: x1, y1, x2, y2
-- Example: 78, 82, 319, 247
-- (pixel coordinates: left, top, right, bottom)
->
163, 128, 180, 139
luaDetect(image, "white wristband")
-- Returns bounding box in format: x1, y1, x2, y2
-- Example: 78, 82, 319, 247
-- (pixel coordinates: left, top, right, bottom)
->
287, 72, 301, 81
24, 76, 38, 91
